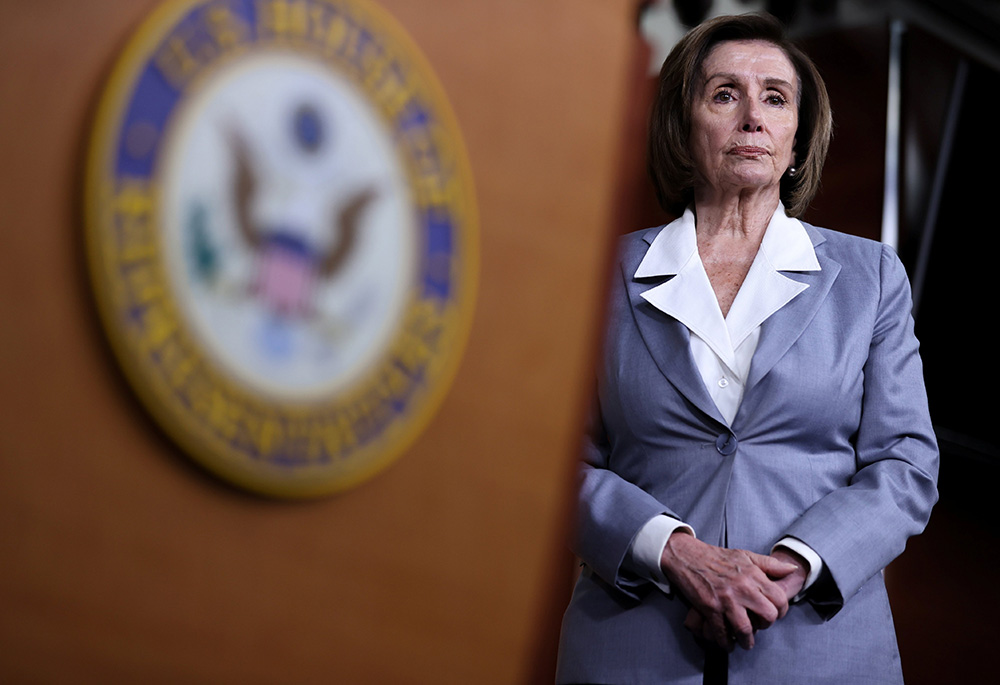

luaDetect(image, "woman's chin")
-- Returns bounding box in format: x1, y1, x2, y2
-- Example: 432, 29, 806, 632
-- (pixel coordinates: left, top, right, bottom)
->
708, 173, 782, 197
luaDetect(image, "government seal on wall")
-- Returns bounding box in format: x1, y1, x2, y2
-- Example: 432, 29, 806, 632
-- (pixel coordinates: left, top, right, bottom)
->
85, 0, 478, 497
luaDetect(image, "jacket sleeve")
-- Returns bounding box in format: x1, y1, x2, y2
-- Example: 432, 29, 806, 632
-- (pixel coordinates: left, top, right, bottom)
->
571, 237, 692, 601
572, 391, 679, 601
783, 244, 939, 618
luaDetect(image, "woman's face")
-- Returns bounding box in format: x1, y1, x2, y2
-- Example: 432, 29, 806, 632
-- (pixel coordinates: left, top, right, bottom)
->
689, 39, 799, 198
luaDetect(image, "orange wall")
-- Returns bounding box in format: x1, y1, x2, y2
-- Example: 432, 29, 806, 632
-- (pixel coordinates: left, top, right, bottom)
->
0, 1, 633, 681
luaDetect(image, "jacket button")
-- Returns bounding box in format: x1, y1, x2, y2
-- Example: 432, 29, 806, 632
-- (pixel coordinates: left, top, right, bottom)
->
716, 433, 738, 456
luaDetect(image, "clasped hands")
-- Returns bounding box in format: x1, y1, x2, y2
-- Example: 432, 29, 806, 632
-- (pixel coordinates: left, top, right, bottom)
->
659, 532, 808, 652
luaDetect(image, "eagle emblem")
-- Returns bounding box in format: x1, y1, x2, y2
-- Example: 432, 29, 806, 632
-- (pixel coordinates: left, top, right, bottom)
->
228, 105, 377, 321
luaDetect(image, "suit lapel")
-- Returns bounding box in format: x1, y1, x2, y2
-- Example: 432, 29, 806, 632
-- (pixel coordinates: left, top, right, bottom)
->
621, 231, 727, 426
744, 225, 841, 392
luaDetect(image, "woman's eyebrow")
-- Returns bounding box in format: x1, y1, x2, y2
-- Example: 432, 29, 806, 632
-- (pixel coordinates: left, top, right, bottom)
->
704, 71, 740, 84
763, 77, 795, 91
703, 72, 795, 91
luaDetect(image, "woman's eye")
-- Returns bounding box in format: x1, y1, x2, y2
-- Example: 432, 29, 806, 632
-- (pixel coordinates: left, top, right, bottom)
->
713, 90, 734, 103
766, 93, 787, 106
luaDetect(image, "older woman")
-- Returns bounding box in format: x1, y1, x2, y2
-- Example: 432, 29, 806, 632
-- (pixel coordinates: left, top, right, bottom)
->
556, 13, 938, 685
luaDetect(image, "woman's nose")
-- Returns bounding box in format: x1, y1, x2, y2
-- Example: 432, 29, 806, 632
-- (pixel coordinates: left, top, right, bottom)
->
741, 100, 764, 132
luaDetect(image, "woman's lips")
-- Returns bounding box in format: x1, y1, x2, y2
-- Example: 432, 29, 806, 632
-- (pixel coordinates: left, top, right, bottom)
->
730, 145, 768, 156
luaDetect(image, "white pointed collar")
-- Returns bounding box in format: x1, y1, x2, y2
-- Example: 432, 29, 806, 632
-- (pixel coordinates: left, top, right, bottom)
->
635, 203, 820, 278
634, 203, 821, 374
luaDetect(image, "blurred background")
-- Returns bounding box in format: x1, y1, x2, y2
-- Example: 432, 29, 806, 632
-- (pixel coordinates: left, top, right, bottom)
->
1, 0, 996, 682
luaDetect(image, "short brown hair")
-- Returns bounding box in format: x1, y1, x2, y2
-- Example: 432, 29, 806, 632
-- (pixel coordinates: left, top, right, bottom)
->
647, 13, 832, 217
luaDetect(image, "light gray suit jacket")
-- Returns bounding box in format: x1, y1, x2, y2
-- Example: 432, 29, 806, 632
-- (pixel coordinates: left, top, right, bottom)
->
557, 223, 939, 684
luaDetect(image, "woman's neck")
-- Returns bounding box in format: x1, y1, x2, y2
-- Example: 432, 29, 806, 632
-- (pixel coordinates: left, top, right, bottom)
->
691, 187, 781, 318
691, 186, 781, 241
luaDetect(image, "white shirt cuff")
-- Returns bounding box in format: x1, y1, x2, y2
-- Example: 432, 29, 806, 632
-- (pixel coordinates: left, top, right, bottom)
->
772, 536, 824, 601
630, 515, 695, 593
